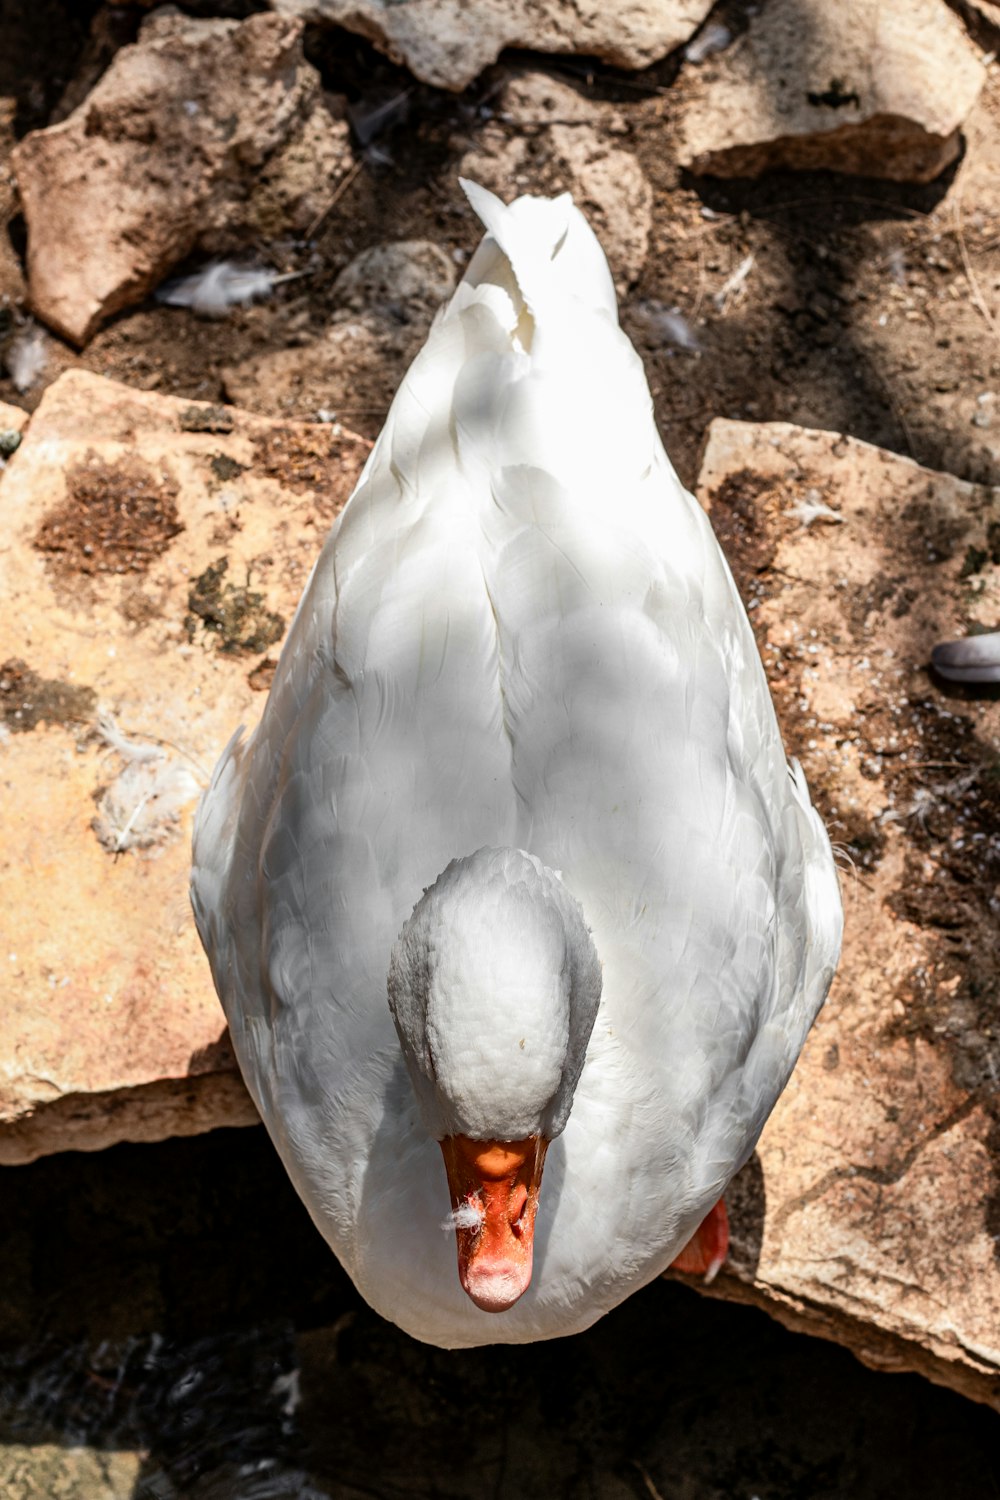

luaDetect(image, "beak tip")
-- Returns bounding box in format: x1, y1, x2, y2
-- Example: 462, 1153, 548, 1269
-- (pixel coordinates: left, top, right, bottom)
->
461, 1258, 533, 1313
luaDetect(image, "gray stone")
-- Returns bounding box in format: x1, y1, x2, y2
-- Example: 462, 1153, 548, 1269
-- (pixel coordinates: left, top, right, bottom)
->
11, 12, 352, 346
270, 0, 714, 90
0, 370, 370, 1164
459, 75, 652, 289
677, 0, 986, 183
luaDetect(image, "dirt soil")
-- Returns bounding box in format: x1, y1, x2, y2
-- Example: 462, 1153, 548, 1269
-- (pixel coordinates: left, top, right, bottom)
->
4, 5, 1000, 495
0, 1128, 999, 1500
3, 1, 1000, 1495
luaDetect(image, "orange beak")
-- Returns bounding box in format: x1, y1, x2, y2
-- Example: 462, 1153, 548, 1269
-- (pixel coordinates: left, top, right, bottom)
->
439, 1133, 549, 1312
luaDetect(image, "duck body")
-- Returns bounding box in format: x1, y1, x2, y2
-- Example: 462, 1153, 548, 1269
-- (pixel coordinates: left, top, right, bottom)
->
192, 183, 842, 1349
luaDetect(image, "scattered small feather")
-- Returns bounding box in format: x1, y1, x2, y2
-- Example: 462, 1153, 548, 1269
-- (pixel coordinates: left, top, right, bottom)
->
685, 22, 733, 64
94, 757, 200, 853
441, 1199, 485, 1234
6, 326, 47, 393
714, 253, 755, 312
632, 300, 701, 354
364, 144, 395, 168
348, 90, 410, 147
971, 391, 995, 429
886, 246, 907, 287
94, 711, 201, 852
703, 1250, 725, 1285
786, 490, 843, 527
156, 261, 305, 319
270, 1368, 302, 1417
96, 710, 165, 764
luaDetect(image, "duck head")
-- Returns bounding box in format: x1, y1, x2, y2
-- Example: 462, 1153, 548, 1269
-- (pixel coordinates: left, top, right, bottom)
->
388, 847, 602, 1312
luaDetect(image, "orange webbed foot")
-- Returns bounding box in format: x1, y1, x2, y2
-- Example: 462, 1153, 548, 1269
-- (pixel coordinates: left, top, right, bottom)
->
670, 1196, 729, 1284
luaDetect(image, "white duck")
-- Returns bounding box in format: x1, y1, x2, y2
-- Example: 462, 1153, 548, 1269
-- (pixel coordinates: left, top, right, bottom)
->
191, 182, 842, 1349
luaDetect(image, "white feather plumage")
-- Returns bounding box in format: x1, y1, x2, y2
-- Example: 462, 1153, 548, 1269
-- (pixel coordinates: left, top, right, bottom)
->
6, 325, 47, 393
156, 261, 298, 318
191, 183, 842, 1349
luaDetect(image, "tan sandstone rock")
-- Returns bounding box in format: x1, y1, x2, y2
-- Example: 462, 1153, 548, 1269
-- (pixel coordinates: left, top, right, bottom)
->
270, 0, 714, 91
677, 0, 986, 183
459, 74, 652, 290
0, 401, 29, 436
4, 380, 1000, 1410
0, 371, 370, 1163
680, 419, 1000, 1411
11, 12, 352, 347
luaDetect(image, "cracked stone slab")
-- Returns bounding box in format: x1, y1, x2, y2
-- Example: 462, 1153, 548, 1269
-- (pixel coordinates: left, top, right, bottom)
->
679, 419, 1000, 1411
458, 74, 653, 290
0, 401, 29, 456
5, 387, 1000, 1409
11, 11, 352, 346
677, 0, 986, 182
0, 371, 370, 1163
270, 0, 714, 90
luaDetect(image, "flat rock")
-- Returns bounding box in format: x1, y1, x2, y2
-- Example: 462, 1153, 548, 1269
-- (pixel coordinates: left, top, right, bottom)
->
0, 371, 370, 1164
459, 74, 652, 289
6, 382, 1000, 1409
11, 12, 352, 347
0, 400, 29, 435
677, 0, 986, 182
224, 240, 456, 422
684, 419, 1000, 1410
271, 0, 714, 90
0, 1441, 142, 1500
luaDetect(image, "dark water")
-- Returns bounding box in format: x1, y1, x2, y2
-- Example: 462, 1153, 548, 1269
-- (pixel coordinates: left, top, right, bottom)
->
2, 1128, 998, 1499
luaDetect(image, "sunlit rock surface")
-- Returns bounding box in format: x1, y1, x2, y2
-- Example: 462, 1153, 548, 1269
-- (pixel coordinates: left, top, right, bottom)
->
685, 419, 1000, 1410
2, 383, 998, 1409
0, 371, 369, 1163
11, 12, 352, 346
677, 0, 986, 182
270, 0, 714, 91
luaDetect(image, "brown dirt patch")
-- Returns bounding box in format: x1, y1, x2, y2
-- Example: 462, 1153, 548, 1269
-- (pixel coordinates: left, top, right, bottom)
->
250, 423, 363, 513
707, 467, 777, 592
0, 656, 96, 732
33, 451, 183, 576
185, 556, 285, 656
247, 656, 278, 692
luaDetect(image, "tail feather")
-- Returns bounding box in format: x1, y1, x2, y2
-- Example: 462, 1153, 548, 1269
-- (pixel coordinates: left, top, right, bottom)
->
459, 178, 617, 323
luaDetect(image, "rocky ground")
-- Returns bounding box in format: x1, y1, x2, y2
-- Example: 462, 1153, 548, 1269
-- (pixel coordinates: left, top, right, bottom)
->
1, 1128, 999, 1500
3, 0, 1000, 1493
